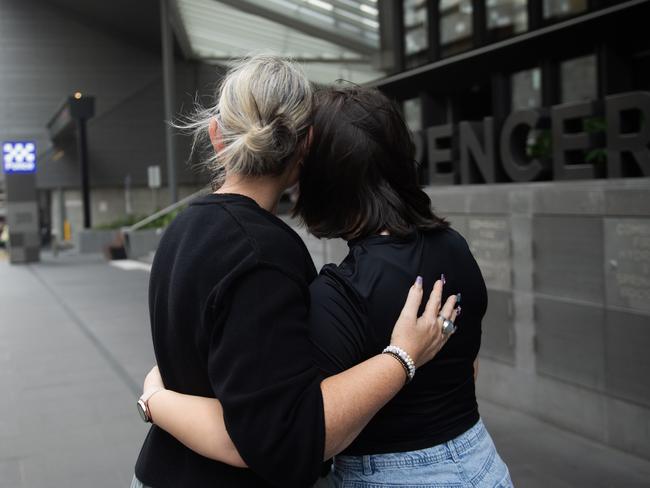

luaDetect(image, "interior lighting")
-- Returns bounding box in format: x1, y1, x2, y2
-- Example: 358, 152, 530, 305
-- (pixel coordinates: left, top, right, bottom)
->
306, 0, 333, 11
359, 4, 378, 15
361, 18, 379, 28
460, 3, 473, 14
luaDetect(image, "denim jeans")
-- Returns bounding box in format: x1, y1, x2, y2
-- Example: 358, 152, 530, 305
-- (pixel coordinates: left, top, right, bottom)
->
130, 476, 150, 488
328, 419, 513, 487
132, 420, 511, 488
133, 474, 337, 488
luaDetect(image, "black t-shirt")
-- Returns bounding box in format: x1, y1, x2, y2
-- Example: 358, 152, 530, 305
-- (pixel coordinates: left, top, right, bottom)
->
309, 228, 487, 456
135, 193, 325, 488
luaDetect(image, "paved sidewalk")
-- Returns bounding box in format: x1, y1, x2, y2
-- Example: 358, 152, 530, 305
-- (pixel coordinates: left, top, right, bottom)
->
1, 253, 650, 487
480, 401, 650, 488
0, 253, 154, 488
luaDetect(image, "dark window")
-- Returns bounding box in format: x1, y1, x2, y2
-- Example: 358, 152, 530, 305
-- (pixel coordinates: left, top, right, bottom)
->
487, 0, 528, 40
440, 0, 473, 57
404, 0, 429, 56
512, 67, 542, 110
511, 67, 548, 163
403, 97, 423, 131
560, 54, 597, 103
543, 0, 587, 20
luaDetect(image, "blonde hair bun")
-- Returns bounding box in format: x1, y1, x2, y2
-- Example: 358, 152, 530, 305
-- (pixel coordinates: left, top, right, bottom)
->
242, 112, 297, 164
175, 54, 312, 187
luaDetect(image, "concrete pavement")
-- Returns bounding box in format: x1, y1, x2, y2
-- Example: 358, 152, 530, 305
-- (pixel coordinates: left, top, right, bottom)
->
1, 252, 649, 487
480, 401, 650, 487
0, 253, 153, 488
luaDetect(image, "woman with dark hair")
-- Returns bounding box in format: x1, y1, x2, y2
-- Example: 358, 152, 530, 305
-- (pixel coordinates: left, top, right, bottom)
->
295, 87, 512, 486
138, 84, 511, 487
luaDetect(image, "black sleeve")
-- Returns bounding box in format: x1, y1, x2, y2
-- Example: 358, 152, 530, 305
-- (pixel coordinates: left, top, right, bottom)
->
207, 265, 325, 487
308, 270, 368, 376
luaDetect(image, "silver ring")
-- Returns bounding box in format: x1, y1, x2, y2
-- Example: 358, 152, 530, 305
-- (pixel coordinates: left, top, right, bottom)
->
438, 314, 456, 337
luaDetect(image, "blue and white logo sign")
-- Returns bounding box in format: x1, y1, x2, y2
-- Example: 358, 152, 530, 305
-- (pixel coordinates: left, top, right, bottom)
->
3, 141, 37, 173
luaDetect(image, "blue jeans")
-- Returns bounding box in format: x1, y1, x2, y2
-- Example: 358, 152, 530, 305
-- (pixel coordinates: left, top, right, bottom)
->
130, 476, 148, 488
329, 419, 513, 487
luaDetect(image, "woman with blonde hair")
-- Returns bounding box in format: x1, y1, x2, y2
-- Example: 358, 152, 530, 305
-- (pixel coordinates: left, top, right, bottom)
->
132, 55, 459, 487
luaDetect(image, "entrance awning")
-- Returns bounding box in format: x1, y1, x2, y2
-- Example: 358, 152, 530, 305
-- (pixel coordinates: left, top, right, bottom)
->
173, 0, 385, 84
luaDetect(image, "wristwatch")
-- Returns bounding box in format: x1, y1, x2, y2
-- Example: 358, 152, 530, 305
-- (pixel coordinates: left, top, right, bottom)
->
137, 387, 164, 423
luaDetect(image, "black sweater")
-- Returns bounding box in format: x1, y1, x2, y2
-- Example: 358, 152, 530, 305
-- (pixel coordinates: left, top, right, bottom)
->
134, 193, 324, 488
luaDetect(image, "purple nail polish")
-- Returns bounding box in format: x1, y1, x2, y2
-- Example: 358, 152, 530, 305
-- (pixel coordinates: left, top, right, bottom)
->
456, 306, 462, 317
441, 273, 446, 285
416, 276, 423, 287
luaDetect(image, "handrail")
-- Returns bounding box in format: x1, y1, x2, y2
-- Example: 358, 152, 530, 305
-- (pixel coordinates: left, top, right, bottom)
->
123, 185, 211, 233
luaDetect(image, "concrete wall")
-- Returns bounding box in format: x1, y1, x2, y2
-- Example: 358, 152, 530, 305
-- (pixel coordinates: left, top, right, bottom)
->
292, 178, 650, 461
431, 178, 650, 462
49, 185, 201, 240
284, 219, 349, 271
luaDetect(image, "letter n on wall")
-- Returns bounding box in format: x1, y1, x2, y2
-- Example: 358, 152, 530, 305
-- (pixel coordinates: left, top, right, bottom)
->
459, 118, 499, 184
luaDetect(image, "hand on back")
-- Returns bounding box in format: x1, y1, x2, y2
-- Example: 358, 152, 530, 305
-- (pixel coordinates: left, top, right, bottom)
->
390, 277, 459, 368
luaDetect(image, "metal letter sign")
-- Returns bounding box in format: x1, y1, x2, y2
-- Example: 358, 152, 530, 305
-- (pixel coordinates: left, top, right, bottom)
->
2, 141, 37, 174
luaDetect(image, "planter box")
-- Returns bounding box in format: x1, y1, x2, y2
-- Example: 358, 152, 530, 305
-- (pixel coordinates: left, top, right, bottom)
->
76, 229, 116, 254
124, 228, 164, 259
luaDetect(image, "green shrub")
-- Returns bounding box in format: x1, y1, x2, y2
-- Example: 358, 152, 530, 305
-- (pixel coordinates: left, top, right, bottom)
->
94, 207, 185, 231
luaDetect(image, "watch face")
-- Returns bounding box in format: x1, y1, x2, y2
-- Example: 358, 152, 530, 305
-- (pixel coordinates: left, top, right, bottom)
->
137, 399, 149, 422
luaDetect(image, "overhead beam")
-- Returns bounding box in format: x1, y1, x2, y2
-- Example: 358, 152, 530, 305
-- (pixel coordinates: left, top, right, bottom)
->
202, 55, 370, 64
214, 0, 377, 56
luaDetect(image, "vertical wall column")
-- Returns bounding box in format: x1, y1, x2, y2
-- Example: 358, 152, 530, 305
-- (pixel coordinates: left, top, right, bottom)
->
509, 190, 536, 377
377, 0, 404, 74
471, 0, 487, 48
161, 0, 178, 204
426, 0, 441, 62
76, 118, 91, 229
57, 188, 66, 240
5, 173, 40, 264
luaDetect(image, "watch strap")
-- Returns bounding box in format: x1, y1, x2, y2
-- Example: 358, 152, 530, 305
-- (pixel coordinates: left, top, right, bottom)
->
140, 386, 165, 404
138, 387, 165, 423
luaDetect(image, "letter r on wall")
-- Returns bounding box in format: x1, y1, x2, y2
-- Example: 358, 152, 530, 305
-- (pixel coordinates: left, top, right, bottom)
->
606, 91, 650, 178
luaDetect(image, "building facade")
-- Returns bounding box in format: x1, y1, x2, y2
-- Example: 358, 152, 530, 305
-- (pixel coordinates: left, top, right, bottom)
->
0, 0, 217, 242
369, 0, 650, 461
1, 0, 648, 462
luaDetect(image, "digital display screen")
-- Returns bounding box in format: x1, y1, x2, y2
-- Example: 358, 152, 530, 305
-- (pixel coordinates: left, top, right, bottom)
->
2, 141, 37, 173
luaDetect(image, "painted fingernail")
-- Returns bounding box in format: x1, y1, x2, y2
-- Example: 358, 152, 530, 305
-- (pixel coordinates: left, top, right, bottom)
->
416, 276, 423, 287
456, 293, 461, 304
441, 273, 446, 285
456, 306, 462, 317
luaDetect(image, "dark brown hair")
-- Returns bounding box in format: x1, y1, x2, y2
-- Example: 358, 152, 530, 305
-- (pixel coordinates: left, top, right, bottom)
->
293, 86, 447, 240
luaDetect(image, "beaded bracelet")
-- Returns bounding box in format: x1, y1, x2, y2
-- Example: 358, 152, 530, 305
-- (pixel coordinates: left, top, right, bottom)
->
384, 351, 410, 383
382, 345, 416, 383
